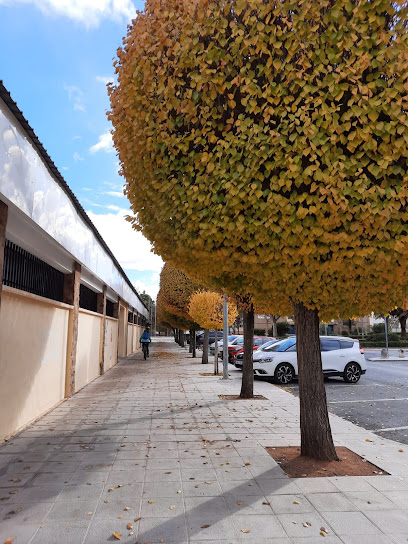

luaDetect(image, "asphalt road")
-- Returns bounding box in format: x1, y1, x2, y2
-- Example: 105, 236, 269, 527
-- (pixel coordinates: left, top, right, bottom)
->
276, 352, 408, 445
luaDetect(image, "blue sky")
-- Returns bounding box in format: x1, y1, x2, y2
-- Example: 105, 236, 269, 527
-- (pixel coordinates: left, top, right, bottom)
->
0, 0, 163, 298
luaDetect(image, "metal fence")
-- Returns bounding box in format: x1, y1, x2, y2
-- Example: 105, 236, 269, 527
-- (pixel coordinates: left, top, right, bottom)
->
3, 240, 64, 302
79, 284, 98, 312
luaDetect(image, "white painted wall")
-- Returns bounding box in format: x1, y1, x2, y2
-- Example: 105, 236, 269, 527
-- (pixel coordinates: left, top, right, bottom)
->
75, 310, 102, 392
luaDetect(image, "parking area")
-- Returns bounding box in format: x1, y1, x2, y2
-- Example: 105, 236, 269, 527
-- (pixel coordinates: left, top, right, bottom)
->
247, 356, 408, 445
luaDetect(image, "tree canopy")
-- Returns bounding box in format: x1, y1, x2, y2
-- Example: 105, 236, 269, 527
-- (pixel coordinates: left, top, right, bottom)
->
110, 0, 408, 318
189, 290, 238, 329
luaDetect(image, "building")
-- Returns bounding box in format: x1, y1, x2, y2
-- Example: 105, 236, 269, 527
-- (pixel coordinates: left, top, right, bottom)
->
0, 82, 149, 442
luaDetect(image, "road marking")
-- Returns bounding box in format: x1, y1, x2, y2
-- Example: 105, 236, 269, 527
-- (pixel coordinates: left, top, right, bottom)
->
374, 425, 408, 432
328, 397, 408, 404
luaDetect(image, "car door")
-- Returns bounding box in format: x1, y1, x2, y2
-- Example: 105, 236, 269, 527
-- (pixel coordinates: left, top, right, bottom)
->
320, 338, 341, 372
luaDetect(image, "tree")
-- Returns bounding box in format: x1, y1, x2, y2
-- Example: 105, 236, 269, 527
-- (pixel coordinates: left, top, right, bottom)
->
110, 0, 408, 460
390, 308, 408, 339
189, 291, 238, 374
159, 264, 201, 355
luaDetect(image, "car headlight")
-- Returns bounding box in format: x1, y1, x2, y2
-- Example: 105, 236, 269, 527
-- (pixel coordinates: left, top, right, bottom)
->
259, 357, 274, 363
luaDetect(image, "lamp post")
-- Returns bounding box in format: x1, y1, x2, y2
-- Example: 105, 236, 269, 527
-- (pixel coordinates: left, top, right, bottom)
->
223, 295, 229, 380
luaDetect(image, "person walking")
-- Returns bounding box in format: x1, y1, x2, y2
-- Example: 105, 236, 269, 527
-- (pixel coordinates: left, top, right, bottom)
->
140, 328, 151, 360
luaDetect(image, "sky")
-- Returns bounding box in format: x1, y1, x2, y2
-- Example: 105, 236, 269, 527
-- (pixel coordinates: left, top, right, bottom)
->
0, 0, 163, 298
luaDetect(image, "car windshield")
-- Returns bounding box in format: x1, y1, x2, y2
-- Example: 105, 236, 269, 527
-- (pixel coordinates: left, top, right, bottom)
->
257, 340, 279, 351
235, 337, 244, 345
264, 337, 296, 352
228, 335, 238, 341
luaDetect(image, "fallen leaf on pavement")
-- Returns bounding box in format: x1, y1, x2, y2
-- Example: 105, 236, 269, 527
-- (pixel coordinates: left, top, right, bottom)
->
4, 538, 15, 544
262, 501, 270, 505
241, 529, 251, 533
204, 481, 212, 485
134, 517, 141, 522
237, 501, 244, 505
365, 439, 372, 442
293, 500, 300, 505
201, 525, 210, 528
127, 523, 133, 530
398, 449, 404, 452
148, 500, 154, 504
112, 532, 121, 540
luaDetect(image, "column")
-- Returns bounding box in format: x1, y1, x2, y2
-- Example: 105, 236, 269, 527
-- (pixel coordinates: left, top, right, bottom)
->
0, 201, 8, 311
64, 262, 81, 397
97, 285, 107, 375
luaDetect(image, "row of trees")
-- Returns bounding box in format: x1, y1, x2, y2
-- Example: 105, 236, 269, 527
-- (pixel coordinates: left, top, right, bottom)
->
109, 0, 408, 461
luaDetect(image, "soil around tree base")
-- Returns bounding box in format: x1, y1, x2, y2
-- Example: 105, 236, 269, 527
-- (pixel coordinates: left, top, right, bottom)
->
266, 447, 389, 478
219, 394, 268, 400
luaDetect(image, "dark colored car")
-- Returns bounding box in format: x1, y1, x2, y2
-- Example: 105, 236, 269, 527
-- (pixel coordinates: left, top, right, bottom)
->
196, 330, 224, 348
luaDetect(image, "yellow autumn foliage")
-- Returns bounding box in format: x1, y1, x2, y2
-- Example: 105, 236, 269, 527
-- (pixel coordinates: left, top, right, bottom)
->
109, 0, 408, 319
189, 291, 238, 330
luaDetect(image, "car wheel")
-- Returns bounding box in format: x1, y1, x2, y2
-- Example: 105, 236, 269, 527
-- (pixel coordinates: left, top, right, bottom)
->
343, 362, 362, 383
274, 363, 295, 384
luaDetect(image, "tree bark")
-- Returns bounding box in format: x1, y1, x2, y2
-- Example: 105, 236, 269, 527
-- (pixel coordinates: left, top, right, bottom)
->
400, 314, 407, 339
189, 329, 193, 353
214, 330, 218, 375
180, 330, 185, 347
272, 317, 278, 338
294, 302, 338, 461
202, 329, 209, 364
240, 303, 254, 398
192, 329, 196, 358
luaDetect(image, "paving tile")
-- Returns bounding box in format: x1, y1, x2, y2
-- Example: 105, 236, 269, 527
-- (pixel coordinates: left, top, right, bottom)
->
329, 476, 377, 492
0, 501, 53, 524
0, 522, 39, 543
182, 480, 223, 497
363, 476, 408, 492
185, 496, 229, 517
187, 515, 238, 541
340, 535, 394, 544
144, 469, 181, 482
138, 516, 188, 542
141, 496, 184, 517
45, 499, 98, 521
84, 518, 141, 543
93, 497, 140, 520
143, 481, 184, 497
230, 513, 287, 539
56, 484, 104, 502
268, 493, 316, 514
384, 489, 408, 507
256, 478, 302, 495
32, 519, 90, 543
306, 492, 358, 512
277, 512, 334, 538
322, 511, 382, 535
365, 509, 408, 534
224, 494, 274, 515
294, 477, 339, 494
345, 490, 397, 510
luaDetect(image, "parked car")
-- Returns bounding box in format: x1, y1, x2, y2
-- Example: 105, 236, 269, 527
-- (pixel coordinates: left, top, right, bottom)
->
234, 339, 280, 369
196, 330, 223, 348
209, 335, 241, 355
220, 336, 275, 364
252, 336, 366, 384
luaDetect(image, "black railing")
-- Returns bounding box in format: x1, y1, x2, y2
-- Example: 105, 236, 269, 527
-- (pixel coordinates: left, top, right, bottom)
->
79, 284, 97, 312
3, 240, 64, 302
106, 299, 114, 318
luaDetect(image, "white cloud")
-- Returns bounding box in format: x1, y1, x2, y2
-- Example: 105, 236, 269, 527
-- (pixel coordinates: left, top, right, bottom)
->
0, 0, 136, 27
89, 131, 114, 154
62, 166, 69, 171
106, 204, 122, 211
96, 75, 114, 85
104, 190, 124, 198
64, 83, 86, 112
134, 273, 160, 299
73, 152, 84, 161
87, 208, 163, 273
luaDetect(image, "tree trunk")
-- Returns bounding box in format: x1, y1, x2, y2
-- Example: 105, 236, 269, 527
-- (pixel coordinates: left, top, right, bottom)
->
214, 330, 218, 375
240, 303, 254, 398
180, 330, 185, 347
202, 329, 209, 364
294, 302, 338, 461
192, 329, 196, 358
189, 329, 193, 353
272, 317, 278, 338
400, 315, 407, 340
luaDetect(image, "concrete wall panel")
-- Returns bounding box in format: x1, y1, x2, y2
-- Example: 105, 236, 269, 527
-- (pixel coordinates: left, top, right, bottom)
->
76, 311, 102, 392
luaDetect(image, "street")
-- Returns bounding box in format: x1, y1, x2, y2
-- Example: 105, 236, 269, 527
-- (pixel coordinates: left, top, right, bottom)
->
278, 352, 408, 444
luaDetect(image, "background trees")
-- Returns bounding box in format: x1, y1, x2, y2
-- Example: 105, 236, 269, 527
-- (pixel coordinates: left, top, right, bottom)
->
110, 0, 408, 460
189, 290, 238, 374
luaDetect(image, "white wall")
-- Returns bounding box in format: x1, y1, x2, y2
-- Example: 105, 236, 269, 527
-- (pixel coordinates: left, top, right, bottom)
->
75, 310, 102, 392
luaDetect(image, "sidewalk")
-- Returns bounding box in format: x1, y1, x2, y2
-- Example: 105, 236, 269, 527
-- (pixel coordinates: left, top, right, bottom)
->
0, 338, 407, 544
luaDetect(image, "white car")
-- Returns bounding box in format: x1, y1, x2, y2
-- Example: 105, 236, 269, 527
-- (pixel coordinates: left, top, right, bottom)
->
253, 336, 366, 385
